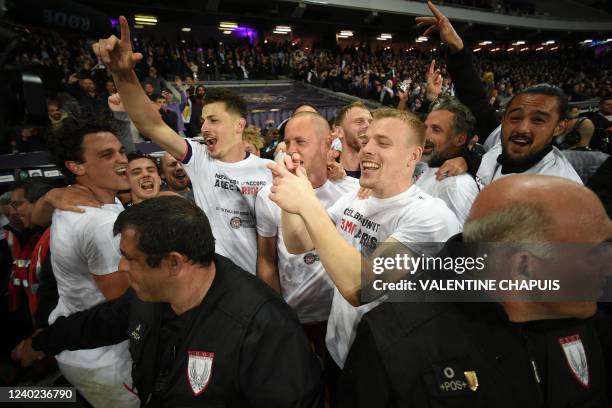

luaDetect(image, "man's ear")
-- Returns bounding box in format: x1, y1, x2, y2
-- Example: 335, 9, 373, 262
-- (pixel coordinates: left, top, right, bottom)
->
553, 119, 567, 137
235, 117, 246, 134
507, 250, 536, 280
454, 132, 468, 148
65, 161, 85, 177
166, 251, 186, 276
408, 146, 423, 168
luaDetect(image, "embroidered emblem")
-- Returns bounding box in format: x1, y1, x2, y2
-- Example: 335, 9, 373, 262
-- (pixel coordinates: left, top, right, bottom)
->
187, 351, 214, 396
559, 334, 589, 388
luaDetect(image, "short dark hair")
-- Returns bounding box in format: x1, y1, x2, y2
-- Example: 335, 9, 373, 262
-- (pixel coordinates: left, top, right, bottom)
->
15, 178, 55, 203
204, 88, 248, 119
601, 96, 612, 104
127, 152, 159, 173
47, 115, 120, 184
506, 84, 569, 121
430, 96, 477, 142
113, 196, 215, 268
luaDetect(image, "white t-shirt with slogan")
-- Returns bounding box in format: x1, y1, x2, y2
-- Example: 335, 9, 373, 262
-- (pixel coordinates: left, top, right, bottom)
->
256, 177, 359, 324
182, 140, 273, 274
325, 185, 462, 367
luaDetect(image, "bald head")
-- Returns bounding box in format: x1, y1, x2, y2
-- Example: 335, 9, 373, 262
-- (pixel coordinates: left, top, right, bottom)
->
286, 112, 331, 140
467, 175, 611, 242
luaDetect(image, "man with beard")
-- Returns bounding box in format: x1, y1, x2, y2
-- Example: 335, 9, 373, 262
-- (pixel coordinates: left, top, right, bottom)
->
416, 97, 479, 224
268, 108, 461, 369
29, 116, 138, 407
416, 2, 581, 187
333, 102, 372, 178
94, 18, 272, 274
159, 152, 194, 201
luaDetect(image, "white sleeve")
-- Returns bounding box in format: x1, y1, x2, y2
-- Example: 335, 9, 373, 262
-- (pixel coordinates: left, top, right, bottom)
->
182, 139, 208, 170
255, 187, 279, 238
436, 177, 479, 226
82, 214, 121, 276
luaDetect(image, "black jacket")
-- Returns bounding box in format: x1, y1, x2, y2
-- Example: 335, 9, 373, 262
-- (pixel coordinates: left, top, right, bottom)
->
33, 254, 323, 407
339, 301, 608, 407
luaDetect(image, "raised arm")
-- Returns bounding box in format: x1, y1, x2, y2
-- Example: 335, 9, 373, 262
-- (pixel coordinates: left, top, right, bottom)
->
93, 16, 186, 159
416, 1, 499, 142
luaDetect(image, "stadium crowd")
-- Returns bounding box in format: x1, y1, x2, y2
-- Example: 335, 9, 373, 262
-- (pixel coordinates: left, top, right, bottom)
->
2, 2, 612, 407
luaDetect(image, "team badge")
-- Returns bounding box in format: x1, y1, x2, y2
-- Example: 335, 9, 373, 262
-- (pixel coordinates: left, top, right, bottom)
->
558, 334, 589, 388
303, 253, 319, 265
230, 217, 242, 229
187, 351, 214, 396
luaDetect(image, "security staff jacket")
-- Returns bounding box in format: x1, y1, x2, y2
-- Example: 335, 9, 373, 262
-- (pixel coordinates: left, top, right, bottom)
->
339, 301, 608, 408
32, 254, 323, 407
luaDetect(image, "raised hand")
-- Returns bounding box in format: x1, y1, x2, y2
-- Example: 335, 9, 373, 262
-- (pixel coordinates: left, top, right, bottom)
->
267, 160, 316, 215
92, 16, 143, 74
108, 93, 125, 112
426, 59, 444, 102
415, 1, 464, 54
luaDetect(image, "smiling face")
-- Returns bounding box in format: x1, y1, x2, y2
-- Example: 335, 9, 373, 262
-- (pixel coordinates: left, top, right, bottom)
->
501, 93, 565, 165
358, 116, 423, 198
161, 153, 190, 192
72, 132, 130, 195
338, 107, 372, 152
423, 109, 464, 164
200, 102, 245, 160
127, 157, 161, 204
284, 114, 331, 183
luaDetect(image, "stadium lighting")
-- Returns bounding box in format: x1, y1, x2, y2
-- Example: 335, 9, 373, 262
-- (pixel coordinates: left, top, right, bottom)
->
473, 47, 482, 52
275, 26, 292, 32
222, 30, 232, 34
134, 24, 144, 29
536, 47, 544, 51
219, 22, 238, 29
543, 40, 555, 45
416, 36, 428, 42
512, 41, 525, 46
339, 31, 354, 36
520, 47, 529, 52
491, 48, 500, 52
273, 30, 289, 35
264, 39, 268, 43
135, 15, 157, 24
582, 39, 592, 43
478, 41, 492, 45
381, 33, 393, 39
507, 47, 515, 51
181, 27, 191, 32
550, 46, 559, 50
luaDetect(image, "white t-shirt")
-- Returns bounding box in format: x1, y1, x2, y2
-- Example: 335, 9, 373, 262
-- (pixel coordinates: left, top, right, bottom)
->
325, 185, 462, 367
476, 144, 583, 188
256, 177, 359, 324
49, 201, 130, 368
414, 164, 479, 225
483, 124, 502, 152
183, 140, 273, 274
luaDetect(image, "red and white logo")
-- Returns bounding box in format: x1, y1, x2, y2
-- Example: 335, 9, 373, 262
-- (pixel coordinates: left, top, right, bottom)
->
558, 334, 589, 388
187, 351, 214, 396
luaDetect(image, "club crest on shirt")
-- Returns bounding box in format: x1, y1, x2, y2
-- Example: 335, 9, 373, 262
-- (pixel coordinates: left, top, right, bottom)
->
187, 351, 214, 396
230, 216, 242, 229
303, 253, 319, 265
558, 334, 589, 388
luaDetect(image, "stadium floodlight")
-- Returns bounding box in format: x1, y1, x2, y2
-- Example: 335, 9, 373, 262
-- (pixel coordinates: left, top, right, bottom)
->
181, 27, 191, 32
273, 30, 289, 35
512, 41, 525, 46
507, 47, 514, 51
582, 39, 592, 43
376, 37, 388, 41
219, 22, 238, 29
337, 35, 350, 39
473, 48, 481, 52
520, 47, 529, 52
491, 48, 500, 52
478, 41, 492, 45
416, 36, 428, 42
536, 47, 544, 51
134, 24, 144, 29
550, 46, 559, 50
340, 31, 354, 36
543, 40, 555, 45
275, 26, 292, 32
381, 33, 393, 39
222, 30, 232, 34
135, 15, 157, 24
136, 21, 156, 26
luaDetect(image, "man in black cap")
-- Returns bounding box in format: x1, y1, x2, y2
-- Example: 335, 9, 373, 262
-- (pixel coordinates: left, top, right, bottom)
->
13, 196, 322, 407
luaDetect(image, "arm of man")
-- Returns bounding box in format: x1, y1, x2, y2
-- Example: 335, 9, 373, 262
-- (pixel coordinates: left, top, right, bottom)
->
94, 16, 187, 159
14, 290, 133, 366
31, 186, 102, 227
256, 235, 280, 293
239, 298, 323, 408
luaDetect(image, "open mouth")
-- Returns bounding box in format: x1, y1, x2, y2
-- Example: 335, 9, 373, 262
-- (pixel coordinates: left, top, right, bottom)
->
115, 167, 127, 176
174, 173, 187, 181
509, 135, 532, 148
204, 136, 217, 149
139, 178, 155, 191
361, 160, 380, 171
423, 141, 434, 154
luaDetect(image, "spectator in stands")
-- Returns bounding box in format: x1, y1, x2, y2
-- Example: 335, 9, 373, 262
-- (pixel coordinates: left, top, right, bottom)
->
585, 96, 612, 152
556, 106, 595, 150
144, 66, 166, 95
48, 101, 68, 130
188, 85, 206, 137
67, 75, 108, 116
155, 95, 179, 133
126, 153, 162, 205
